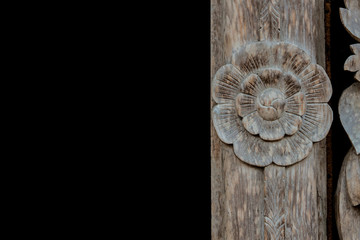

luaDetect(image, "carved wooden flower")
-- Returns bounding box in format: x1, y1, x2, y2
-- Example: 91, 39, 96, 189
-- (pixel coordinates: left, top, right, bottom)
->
344, 44, 360, 81
212, 42, 333, 167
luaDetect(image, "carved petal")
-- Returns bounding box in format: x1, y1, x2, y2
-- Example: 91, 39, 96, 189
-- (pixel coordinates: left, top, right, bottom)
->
233, 131, 312, 167
278, 112, 302, 135
344, 44, 360, 82
299, 103, 333, 142
345, 148, 360, 206
271, 42, 311, 75
339, 82, 360, 154
340, 7, 360, 42
344, 54, 360, 72
351, 43, 360, 55
212, 104, 243, 144
235, 93, 256, 117
212, 64, 244, 104
259, 119, 285, 141
286, 92, 306, 116
241, 73, 265, 96
344, 0, 360, 10
257, 68, 282, 87
355, 71, 360, 82
281, 73, 301, 98
233, 135, 273, 167
232, 42, 272, 74
273, 132, 313, 166
298, 64, 332, 103
242, 111, 262, 135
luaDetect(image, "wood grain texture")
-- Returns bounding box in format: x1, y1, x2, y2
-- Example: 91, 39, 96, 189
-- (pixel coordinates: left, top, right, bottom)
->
211, 0, 328, 239
285, 141, 327, 239
335, 147, 360, 240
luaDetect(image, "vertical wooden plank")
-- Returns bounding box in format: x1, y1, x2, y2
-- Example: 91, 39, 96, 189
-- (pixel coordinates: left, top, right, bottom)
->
211, 0, 329, 239
285, 141, 327, 239
223, 149, 264, 239
285, 147, 318, 239
316, 140, 328, 240
211, 0, 225, 239
211, 1, 265, 239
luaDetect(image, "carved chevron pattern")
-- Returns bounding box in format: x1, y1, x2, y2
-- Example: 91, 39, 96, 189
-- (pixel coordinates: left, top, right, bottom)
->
260, 0, 281, 40
264, 166, 286, 240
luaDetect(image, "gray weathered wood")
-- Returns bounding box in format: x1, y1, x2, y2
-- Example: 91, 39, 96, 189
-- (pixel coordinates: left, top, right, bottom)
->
264, 165, 285, 240
339, 82, 360, 154
344, 44, 360, 81
211, 0, 330, 239
335, 147, 360, 240
336, 3, 360, 238
340, 0, 360, 42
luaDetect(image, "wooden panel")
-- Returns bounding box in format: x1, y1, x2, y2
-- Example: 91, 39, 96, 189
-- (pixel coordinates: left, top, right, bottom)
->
211, 0, 329, 239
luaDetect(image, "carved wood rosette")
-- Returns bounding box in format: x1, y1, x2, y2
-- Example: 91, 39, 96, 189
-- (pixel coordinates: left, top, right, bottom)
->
336, 1, 360, 239
211, 0, 332, 239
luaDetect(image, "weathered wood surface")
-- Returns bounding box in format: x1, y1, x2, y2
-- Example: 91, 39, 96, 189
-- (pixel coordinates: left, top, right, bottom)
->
340, 0, 360, 42
341, 0, 360, 81
335, 147, 360, 240
212, 43, 332, 166
211, 0, 329, 239
339, 82, 360, 154
344, 44, 360, 81
336, 2, 360, 238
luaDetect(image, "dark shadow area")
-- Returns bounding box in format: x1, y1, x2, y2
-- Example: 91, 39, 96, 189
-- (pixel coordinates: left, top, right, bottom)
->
328, 0, 357, 239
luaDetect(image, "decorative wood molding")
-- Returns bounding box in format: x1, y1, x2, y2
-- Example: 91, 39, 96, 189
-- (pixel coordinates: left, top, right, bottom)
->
336, 1, 360, 239
339, 82, 360, 154
259, 0, 281, 41
344, 44, 360, 81
340, 0, 360, 42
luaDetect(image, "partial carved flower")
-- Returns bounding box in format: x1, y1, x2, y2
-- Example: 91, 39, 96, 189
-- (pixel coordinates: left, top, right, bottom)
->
212, 42, 333, 167
344, 44, 360, 81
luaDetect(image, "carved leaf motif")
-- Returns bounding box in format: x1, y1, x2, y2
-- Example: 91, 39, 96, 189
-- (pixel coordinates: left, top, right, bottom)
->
340, 0, 360, 42
259, 0, 280, 41
264, 166, 286, 240
344, 44, 360, 81
339, 82, 360, 154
